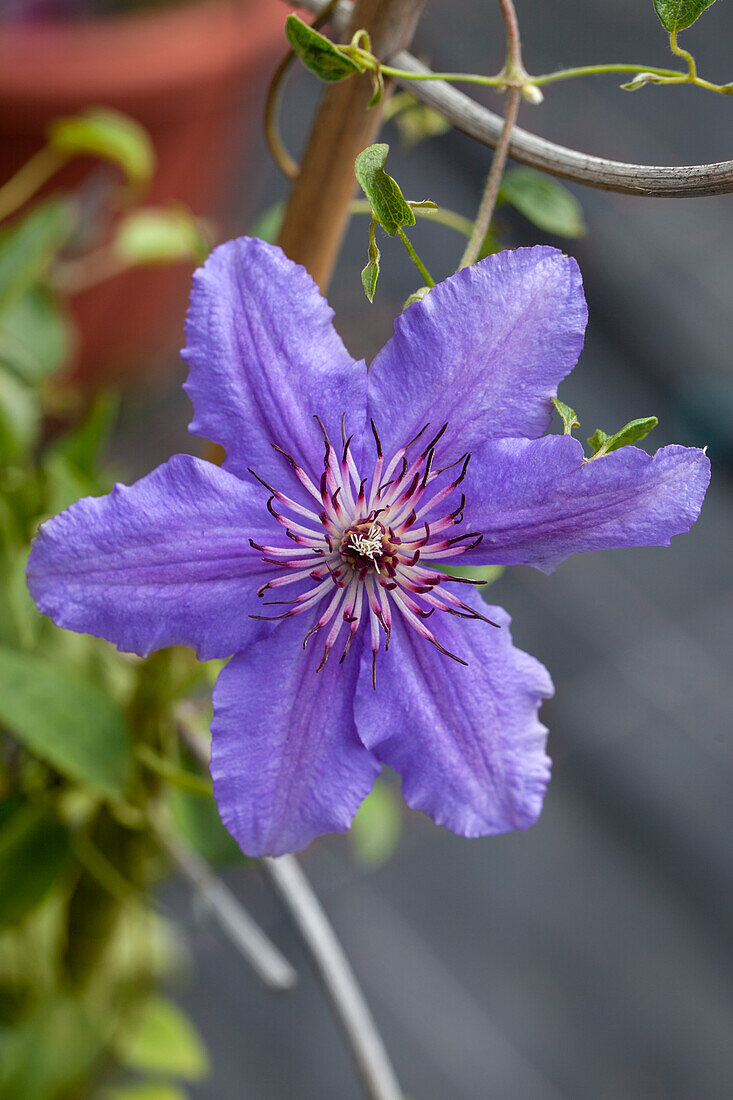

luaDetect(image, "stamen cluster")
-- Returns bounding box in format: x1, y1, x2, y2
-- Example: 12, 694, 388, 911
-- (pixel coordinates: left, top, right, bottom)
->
250, 417, 496, 685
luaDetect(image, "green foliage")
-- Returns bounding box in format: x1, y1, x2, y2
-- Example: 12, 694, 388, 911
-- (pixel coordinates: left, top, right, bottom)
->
552, 396, 580, 435
0, 369, 40, 463
112, 995, 209, 1081
0, 994, 101, 1100
0, 647, 132, 799
167, 786, 245, 866
102, 1085, 190, 1100
388, 92, 451, 148
47, 108, 155, 188
361, 216, 381, 302
350, 780, 402, 867
354, 144, 416, 237
0, 106, 227, 1100
653, 0, 718, 33
285, 14, 362, 82
0, 287, 71, 385
587, 416, 658, 457
499, 169, 586, 238
114, 208, 210, 267
0, 803, 72, 927
247, 202, 285, 245
0, 201, 73, 312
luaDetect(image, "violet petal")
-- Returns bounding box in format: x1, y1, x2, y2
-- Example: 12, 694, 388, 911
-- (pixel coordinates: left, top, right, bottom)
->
27, 454, 279, 659
211, 616, 380, 857
367, 246, 587, 462
459, 435, 711, 573
354, 590, 553, 837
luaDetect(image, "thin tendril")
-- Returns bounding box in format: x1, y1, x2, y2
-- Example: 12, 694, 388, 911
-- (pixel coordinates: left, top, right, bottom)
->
264, 0, 341, 181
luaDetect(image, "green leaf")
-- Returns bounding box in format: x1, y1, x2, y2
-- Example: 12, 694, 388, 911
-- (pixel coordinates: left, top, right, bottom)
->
354, 144, 415, 237
167, 788, 244, 866
0, 286, 72, 384
350, 780, 402, 867
50, 390, 119, 476
0, 995, 100, 1100
0, 201, 73, 312
653, 0, 718, 33
103, 1085, 189, 1100
361, 216, 381, 302
621, 71, 671, 91
499, 168, 586, 238
47, 108, 155, 187
248, 201, 284, 244
388, 93, 451, 148
113, 995, 209, 1080
438, 563, 505, 586
588, 416, 658, 457
113, 208, 209, 266
285, 14, 362, 82
0, 804, 72, 927
0, 647, 131, 799
0, 369, 40, 463
587, 428, 611, 454
552, 396, 580, 435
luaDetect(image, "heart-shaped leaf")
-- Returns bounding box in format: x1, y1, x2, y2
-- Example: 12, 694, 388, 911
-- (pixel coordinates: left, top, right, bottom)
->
285, 15, 362, 82
354, 144, 415, 237
653, 0, 718, 33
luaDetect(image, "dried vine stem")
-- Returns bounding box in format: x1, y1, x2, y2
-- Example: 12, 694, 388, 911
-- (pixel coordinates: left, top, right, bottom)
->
291, 0, 733, 198
459, 0, 522, 268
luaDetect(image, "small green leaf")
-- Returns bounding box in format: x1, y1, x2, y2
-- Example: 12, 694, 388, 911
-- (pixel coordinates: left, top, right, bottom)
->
285, 14, 362, 82
354, 144, 415, 237
167, 788, 245, 866
621, 71, 670, 91
0, 368, 40, 462
403, 285, 432, 309
499, 168, 586, 238
438, 563, 505, 586
653, 0, 718, 33
47, 108, 155, 187
0, 647, 131, 799
0, 995, 100, 1099
587, 428, 611, 454
0, 286, 72, 384
588, 416, 658, 457
350, 780, 402, 867
388, 93, 451, 148
114, 208, 209, 266
248, 202, 284, 244
361, 216, 381, 302
552, 396, 580, 435
103, 1085, 189, 1100
0, 201, 73, 312
0, 803, 72, 927
113, 995, 209, 1080
50, 390, 119, 475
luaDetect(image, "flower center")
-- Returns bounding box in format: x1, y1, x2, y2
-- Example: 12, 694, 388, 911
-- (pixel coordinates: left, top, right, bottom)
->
340, 519, 391, 574
248, 416, 497, 684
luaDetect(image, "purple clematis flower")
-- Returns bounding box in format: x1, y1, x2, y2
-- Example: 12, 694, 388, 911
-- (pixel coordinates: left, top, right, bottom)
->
27, 239, 710, 857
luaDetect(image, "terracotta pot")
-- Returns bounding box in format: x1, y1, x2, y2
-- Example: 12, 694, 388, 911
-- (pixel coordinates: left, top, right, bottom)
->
0, 0, 287, 385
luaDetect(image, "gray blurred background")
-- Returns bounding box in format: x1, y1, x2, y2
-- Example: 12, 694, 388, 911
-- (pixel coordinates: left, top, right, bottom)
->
115, 1, 733, 1096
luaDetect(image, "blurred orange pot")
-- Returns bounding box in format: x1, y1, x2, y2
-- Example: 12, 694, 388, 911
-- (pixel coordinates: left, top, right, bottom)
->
0, 0, 286, 385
